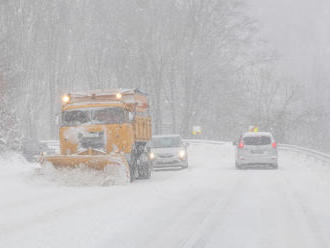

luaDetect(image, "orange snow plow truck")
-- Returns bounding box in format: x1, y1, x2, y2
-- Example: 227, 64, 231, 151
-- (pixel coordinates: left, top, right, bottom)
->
39, 89, 152, 182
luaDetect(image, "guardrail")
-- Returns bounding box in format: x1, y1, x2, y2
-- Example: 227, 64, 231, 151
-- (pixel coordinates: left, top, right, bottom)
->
183, 139, 226, 145
41, 139, 59, 148
185, 140, 330, 163
35, 139, 330, 164
38, 139, 226, 154
278, 144, 330, 163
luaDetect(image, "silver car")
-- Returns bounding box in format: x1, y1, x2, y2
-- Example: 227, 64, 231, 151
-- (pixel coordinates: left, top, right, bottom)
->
149, 135, 189, 169
234, 132, 278, 169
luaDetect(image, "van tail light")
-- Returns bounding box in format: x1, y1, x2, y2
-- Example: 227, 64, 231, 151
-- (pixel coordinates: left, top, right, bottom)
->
272, 142, 277, 148
238, 141, 244, 149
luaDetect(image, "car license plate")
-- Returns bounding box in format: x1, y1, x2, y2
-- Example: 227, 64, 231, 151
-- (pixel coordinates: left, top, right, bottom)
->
251, 150, 264, 154
159, 159, 175, 164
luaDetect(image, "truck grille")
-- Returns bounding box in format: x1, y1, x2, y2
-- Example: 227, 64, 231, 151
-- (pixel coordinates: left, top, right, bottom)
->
79, 132, 105, 150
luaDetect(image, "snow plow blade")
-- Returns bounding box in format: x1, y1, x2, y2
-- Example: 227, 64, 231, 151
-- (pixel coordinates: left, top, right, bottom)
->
39, 154, 130, 182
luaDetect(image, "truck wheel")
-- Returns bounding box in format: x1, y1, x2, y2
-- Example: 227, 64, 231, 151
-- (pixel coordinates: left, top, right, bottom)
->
129, 163, 139, 182
138, 153, 152, 179
129, 145, 140, 182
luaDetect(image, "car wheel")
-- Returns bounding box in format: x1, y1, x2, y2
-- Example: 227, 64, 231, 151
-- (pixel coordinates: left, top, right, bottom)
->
182, 161, 188, 169
272, 163, 279, 169
235, 161, 241, 169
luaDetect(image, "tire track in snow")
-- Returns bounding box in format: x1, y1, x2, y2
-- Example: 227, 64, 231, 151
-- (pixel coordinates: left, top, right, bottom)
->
179, 172, 244, 248
279, 171, 329, 248
3, 143, 330, 247
0, 189, 67, 211
0, 186, 129, 237
180, 166, 330, 248
96, 144, 236, 248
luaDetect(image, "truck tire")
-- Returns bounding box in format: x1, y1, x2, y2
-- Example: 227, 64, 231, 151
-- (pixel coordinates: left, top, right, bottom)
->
129, 148, 139, 182
129, 162, 139, 182
138, 153, 152, 179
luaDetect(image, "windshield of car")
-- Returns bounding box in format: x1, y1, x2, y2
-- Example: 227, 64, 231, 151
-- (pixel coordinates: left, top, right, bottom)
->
62, 107, 126, 126
151, 136, 182, 148
243, 136, 271, 145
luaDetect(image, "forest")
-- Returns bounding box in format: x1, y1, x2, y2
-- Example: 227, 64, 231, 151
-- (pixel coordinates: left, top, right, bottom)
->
0, 0, 327, 152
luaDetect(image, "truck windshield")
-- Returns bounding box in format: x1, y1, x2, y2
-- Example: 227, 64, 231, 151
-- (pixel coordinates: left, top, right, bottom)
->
92, 108, 125, 124
62, 110, 90, 126
151, 136, 182, 148
62, 107, 126, 126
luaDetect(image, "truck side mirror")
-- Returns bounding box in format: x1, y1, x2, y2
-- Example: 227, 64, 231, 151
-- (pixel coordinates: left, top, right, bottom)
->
55, 114, 60, 125
128, 112, 134, 122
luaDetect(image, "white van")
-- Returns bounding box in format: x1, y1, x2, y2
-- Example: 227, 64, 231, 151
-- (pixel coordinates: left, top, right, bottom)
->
234, 132, 278, 169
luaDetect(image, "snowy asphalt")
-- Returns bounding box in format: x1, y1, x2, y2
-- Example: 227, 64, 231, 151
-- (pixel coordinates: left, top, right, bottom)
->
1, 143, 330, 248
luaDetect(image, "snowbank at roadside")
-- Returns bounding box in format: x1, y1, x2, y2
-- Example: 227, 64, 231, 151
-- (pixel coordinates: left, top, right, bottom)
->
35, 163, 129, 186
0, 152, 36, 174
0, 151, 129, 187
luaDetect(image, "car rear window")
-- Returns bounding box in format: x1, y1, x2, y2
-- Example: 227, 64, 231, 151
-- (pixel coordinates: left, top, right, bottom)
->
243, 136, 271, 145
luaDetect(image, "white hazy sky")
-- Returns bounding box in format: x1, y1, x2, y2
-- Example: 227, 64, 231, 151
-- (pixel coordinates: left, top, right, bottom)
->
247, 0, 330, 89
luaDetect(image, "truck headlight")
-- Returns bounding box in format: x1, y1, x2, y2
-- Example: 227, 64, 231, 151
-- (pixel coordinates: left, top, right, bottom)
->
116, 93, 122, 99
62, 94, 70, 103
178, 150, 186, 159
149, 152, 155, 160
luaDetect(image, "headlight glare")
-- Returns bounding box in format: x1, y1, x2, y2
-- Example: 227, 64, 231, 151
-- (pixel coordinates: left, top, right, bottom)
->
116, 93, 122, 99
179, 150, 186, 159
62, 94, 70, 104
149, 152, 155, 160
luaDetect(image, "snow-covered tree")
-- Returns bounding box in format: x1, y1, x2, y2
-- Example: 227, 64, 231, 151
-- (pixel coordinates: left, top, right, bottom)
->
0, 0, 329, 151
0, 77, 22, 152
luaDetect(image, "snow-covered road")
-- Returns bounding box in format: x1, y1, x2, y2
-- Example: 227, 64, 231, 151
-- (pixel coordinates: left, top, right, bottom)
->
1, 143, 330, 248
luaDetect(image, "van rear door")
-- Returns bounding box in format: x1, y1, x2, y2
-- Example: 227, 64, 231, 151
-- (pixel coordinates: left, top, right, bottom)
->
242, 135, 272, 155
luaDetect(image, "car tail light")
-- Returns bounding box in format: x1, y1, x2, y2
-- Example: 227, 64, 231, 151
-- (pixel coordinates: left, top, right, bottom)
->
272, 142, 277, 148
238, 141, 244, 149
